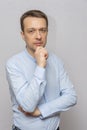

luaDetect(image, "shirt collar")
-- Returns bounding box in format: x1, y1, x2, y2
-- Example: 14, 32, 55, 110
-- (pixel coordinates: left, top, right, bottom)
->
24, 48, 36, 62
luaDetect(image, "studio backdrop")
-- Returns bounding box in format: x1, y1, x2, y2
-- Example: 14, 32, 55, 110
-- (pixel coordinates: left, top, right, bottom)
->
0, 0, 87, 130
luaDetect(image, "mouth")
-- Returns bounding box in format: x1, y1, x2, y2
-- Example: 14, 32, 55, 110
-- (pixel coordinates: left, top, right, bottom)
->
34, 42, 43, 46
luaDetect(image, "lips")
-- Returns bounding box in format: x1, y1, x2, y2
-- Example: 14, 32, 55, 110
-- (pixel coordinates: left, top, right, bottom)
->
34, 42, 43, 46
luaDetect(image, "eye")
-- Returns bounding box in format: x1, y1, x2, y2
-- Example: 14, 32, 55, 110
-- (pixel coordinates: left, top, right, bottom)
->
39, 28, 48, 33
27, 29, 35, 34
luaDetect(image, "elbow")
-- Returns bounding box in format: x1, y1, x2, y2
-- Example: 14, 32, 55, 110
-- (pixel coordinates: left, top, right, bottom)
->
71, 95, 77, 106
74, 96, 77, 105
69, 89, 77, 106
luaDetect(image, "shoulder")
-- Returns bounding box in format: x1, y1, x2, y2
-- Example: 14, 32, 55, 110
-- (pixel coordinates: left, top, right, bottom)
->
6, 50, 25, 68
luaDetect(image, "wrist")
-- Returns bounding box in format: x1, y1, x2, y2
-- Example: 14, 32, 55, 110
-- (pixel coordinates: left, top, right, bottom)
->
30, 108, 41, 117
38, 64, 45, 68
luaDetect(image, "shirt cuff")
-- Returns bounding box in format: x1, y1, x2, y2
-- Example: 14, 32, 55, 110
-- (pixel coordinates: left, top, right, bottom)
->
38, 104, 50, 119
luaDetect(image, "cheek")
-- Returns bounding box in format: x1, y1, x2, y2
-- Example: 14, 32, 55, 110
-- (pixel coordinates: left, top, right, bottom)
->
44, 35, 47, 42
43, 34, 47, 40
25, 35, 32, 41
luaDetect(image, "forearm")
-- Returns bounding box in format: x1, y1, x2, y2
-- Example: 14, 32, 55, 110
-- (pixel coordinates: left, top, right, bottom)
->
18, 89, 77, 118
18, 106, 41, 117
38, 88, 77, 119
17, 66, 46, 112
17, 47, 48, 112
6, 64, 46, 112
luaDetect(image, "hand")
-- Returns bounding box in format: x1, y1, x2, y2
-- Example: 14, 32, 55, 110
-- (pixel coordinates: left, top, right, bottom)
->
34, 47, 48, 68
18, 106, 41, 117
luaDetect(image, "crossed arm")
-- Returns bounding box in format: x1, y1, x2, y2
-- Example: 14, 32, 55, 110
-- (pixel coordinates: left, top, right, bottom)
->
6, 47, 77, 118
18, 106, 41, 117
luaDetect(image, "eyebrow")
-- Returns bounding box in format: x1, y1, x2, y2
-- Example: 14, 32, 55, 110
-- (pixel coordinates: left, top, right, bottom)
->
27, 27, 47, 30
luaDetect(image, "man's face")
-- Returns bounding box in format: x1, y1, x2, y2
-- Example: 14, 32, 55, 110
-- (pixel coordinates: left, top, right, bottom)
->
21, 17, 48, 56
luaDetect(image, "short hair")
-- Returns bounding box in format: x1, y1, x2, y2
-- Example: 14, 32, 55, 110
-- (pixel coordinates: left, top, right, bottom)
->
20, 10, 48, 32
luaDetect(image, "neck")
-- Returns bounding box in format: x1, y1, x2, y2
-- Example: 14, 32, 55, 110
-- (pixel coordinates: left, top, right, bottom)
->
26, 47, 35, 58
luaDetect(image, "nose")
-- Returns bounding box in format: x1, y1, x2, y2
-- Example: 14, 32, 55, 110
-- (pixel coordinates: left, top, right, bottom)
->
35, 30, 42, 39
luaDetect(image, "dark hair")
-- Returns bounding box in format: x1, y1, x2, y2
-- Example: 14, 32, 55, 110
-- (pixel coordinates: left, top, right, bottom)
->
20, 10, 48, 32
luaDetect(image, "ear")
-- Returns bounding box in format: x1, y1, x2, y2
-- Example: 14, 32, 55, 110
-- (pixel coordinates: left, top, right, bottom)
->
21, 31, 25, 40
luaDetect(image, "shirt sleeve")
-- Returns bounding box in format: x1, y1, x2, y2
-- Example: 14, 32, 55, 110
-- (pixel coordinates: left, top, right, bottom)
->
6, 61, 46, 112
38, 61, 77, 119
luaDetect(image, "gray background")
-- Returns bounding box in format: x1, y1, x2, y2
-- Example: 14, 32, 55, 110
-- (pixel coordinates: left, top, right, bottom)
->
0, 0, 87, 130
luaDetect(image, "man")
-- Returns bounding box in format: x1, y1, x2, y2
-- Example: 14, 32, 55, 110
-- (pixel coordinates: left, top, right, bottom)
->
6, 10, 77, 130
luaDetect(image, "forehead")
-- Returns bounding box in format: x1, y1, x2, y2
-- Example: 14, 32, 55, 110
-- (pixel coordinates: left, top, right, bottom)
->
23, 17, 47, 28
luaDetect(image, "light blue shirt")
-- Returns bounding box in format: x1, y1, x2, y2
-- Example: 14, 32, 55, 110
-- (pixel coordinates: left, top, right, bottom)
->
6, 49, 77, 130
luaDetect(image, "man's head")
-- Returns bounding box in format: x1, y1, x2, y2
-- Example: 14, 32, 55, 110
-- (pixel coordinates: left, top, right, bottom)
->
20, 10, 48, 32
20, 10, 48, 56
